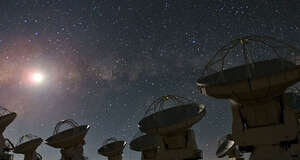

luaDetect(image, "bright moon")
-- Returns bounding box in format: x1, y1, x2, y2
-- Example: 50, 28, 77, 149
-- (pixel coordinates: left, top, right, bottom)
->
31, 72, 44, 83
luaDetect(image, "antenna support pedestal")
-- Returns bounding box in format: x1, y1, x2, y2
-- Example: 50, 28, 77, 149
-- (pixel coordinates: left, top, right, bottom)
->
61, 144, 85, 160
157, 129, 203, 160
107, 154, 122, 160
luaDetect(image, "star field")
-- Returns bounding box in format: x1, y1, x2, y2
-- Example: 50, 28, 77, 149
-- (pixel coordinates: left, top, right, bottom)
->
0, 0, 299, 160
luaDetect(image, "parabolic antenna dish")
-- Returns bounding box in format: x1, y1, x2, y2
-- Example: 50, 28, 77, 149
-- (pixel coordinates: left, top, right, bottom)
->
14, 134, 43, 154
0, 106, 17, 130
130, 134, 161, 151
138, 95, 206, 135
216, 135, 235, 158
45, 119, 90, 149
197, 35, 300, 101
98, 137, 126, 157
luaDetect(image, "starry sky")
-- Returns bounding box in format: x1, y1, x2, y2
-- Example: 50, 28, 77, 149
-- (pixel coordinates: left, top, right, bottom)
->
0, 0, 299, 160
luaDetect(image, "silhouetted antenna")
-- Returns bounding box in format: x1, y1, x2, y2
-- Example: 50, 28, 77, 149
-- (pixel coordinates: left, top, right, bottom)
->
46, 119, 89, 160
137, 95, 205, 159
143, 95, 191, 116
199, 35, 300, 90
129, 131, 160, 152
0, 106, 17, 132
197, 35, 300, 160
14, 134, 43, 160
139, 95, 205, 135
216, 134, 243, 159
129, 131, 161, 160
53, 119, 79, 135
0, 106, 16, 160
98, 137, 126, 160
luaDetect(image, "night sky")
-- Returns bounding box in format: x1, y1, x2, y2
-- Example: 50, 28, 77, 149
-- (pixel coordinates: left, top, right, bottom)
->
0, 0, 299, 160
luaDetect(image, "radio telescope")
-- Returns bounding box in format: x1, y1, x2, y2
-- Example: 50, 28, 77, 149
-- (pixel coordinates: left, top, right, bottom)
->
197, 35, 300, 160
216, 134, 243, 160
98, 137, 126, 160
14, 134, 43, 160
138, 95, 205, 160
45, 119, 90, 160
129, 132, 161, 160
0, 106, 16, 160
